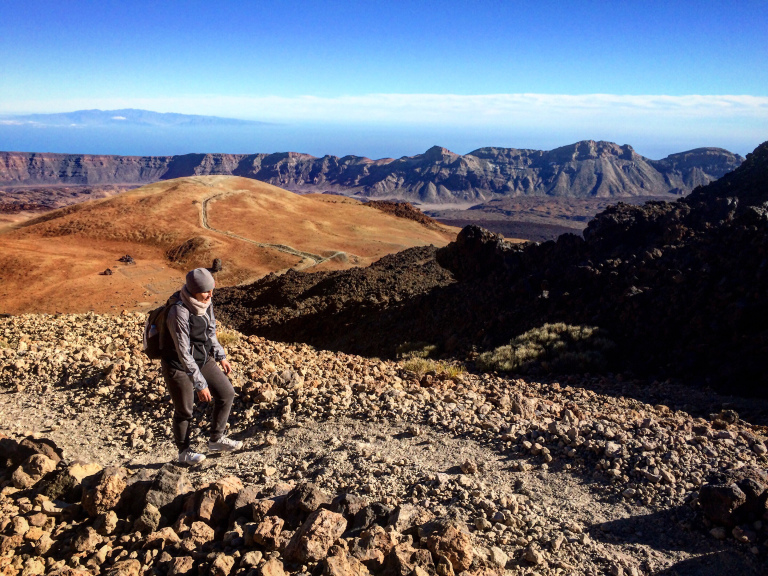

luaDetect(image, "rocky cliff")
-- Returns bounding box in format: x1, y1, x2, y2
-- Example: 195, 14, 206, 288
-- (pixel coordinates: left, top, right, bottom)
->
0, 141, 743, 204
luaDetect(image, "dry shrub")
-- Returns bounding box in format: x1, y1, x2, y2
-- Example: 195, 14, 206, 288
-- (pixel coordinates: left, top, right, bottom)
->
477, 323, 615, 374
216, 329, 241, 347
402, 357, 466, 381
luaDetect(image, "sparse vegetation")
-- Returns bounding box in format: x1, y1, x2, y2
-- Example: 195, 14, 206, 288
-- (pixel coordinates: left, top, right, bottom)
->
216, 329, 241, 347
396, 341, 439, 359
401, 357, 466, 381
477, 323, 615, 374
401, 357, 434, 377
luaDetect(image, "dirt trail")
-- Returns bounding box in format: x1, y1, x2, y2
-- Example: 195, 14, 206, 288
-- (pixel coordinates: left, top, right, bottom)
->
201, 191, 352, 273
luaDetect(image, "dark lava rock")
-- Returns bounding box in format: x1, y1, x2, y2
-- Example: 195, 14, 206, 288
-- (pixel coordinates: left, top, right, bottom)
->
143, 463, 193, 519
216, 245, 455, 357
699, 484, 748, 527
349, 503, 394, 535
365, 200, 443, 228
283, 482, 332, 528
331, 493, 367, 520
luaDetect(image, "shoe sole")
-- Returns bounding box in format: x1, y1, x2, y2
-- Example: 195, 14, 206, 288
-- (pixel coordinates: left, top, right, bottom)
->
208, 444, 243, 453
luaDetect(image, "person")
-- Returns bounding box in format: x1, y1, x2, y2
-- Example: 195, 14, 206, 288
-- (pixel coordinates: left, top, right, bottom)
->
161, 267, 243, 465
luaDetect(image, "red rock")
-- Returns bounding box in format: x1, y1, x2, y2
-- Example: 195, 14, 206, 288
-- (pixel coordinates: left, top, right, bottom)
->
103, 559, 141, 576
323, 548, 371, 576
210, 554, 235, 576
285, 509, 347, 563
260, 558, 287, 576
11, 454, 57, 489
350, 525, 397, 569
82, 467, 127, 517
252, 498, 281, 522
426, 522, 474, 572
189, 521, 215, 546
383, 542, 435, 576
167, 556, 194, 576
72, 526, 103, 553
0, 534, 22, 556
143, 527, 181, 549
253, 515, 285, 549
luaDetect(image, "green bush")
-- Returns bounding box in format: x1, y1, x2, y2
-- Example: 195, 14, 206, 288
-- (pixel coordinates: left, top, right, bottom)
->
477, 323, 615, 374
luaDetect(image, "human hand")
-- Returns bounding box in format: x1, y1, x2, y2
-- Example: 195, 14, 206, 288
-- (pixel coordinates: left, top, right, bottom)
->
220, 359, 232, 375
197, 387, 212, 402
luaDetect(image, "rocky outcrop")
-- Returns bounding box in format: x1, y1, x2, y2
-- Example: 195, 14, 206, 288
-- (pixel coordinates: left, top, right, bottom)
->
0, 433, 517, 576
0, 141, 743, 204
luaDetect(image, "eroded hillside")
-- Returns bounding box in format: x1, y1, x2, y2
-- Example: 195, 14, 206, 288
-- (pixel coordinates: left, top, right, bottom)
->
0, 176, 456, 315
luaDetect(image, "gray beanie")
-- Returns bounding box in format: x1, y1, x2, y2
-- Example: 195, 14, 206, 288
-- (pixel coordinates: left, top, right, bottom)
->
186, 268, 215, 293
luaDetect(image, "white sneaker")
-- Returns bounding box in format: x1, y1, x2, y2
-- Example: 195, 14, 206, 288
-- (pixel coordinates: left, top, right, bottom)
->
208, 436, 243, 452
178, 449, 206, 465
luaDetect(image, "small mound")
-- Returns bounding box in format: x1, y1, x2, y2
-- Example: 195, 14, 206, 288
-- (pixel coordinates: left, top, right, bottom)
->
166, 235, 214, 263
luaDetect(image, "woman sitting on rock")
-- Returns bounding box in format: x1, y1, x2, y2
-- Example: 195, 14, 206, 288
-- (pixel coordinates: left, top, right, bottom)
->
162, 268, 242, 465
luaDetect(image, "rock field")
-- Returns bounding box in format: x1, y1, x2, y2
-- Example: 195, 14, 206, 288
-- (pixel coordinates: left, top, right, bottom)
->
2, 312, 768, 575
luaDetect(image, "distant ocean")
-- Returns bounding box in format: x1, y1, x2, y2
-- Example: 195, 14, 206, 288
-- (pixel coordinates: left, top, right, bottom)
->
0, 122, 724, 161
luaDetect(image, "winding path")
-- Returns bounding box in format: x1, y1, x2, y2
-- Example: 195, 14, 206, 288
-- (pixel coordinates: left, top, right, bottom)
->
200, 191, 351, 271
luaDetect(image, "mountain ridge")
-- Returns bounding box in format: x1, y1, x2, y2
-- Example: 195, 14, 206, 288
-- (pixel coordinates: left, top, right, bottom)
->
0, 141, 744, 205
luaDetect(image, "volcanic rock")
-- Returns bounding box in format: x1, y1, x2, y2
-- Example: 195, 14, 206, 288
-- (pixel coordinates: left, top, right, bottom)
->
284, 509, 348, 563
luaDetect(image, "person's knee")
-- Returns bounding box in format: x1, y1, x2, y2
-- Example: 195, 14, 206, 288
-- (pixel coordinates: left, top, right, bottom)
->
219, 384, 235, 405
173, 408, 193, 421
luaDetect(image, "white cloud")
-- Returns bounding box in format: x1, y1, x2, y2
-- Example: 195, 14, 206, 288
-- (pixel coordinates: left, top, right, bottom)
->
111, 115, 127, 120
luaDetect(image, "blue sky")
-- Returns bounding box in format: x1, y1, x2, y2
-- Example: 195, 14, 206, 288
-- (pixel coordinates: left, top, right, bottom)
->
1, 0, 766, 158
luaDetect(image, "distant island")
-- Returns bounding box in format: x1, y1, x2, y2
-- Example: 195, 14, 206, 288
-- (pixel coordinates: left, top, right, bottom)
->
0, 108, 267, 128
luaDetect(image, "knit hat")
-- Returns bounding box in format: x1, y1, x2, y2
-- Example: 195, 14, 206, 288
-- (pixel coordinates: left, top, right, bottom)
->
186, 268, 215, 293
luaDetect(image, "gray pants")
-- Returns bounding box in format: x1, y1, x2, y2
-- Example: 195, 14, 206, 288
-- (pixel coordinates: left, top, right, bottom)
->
161, 358, 235, 451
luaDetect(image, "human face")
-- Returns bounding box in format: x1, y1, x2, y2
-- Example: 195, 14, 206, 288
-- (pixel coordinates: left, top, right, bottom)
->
193, 289, 213, 304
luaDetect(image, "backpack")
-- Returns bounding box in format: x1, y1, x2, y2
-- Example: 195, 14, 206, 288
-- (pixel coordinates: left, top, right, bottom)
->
142, 292, 180, 359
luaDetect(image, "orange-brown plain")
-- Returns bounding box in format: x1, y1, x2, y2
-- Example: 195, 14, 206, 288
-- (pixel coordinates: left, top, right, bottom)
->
0, 176, 458, 314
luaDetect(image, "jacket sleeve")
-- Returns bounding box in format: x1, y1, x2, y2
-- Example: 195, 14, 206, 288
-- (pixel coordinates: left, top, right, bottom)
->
207, 304, 227, 361
166, 304, 209, 390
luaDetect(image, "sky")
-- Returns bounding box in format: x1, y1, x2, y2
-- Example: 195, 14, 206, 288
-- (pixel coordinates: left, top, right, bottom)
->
1, 0, 767, 159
